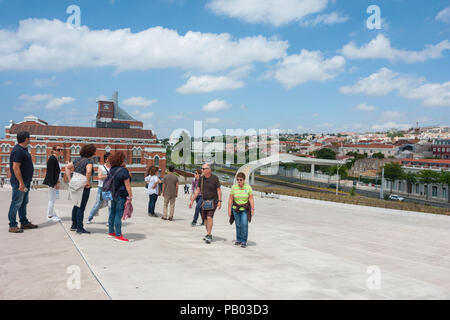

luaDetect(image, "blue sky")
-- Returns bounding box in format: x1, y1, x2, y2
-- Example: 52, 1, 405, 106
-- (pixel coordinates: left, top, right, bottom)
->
0, 0, 449, 138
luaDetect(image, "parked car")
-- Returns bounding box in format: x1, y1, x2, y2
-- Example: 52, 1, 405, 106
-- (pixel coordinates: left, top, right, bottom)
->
389, 195, 405, 202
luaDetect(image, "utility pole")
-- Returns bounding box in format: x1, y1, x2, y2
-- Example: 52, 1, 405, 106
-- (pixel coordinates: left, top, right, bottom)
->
336, 164, 340, 196
380, 167, 385, 199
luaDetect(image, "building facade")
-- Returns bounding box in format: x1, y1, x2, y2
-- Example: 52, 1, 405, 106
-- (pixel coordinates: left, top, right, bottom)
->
432, 139, 450, 159
0, 92, 166, 183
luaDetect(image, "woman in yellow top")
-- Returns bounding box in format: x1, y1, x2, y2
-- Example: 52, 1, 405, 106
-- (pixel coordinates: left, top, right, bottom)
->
228, 172, 255, 248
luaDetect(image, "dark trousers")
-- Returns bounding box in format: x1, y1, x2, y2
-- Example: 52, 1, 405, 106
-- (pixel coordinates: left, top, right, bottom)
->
72, 187, 91, 231
192, 195, 204, 224
148, 194, 158, 215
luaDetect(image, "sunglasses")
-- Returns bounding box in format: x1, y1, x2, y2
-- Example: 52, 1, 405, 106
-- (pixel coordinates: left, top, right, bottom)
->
201, 167, 210, 170
56, 149, 63, 151
237, 179, 244, 182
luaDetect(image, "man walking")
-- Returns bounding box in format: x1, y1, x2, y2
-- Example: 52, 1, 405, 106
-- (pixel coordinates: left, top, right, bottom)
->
162, 165, 179, 221
190, 163, 222, 244
8, 131, 38, 233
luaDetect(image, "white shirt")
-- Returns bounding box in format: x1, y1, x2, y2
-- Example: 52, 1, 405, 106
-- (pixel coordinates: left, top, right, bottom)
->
98, 165, 109, 188
145, 175, 159, 195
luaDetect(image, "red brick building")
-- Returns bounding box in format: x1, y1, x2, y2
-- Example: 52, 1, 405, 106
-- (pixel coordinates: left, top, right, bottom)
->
432, 139, 450, 160
0, 92, 166, 183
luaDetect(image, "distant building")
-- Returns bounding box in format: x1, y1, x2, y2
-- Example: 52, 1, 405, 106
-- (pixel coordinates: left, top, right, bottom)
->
432, 139, 450, 159
0, 92, 166, 183
339, 144, 397, 158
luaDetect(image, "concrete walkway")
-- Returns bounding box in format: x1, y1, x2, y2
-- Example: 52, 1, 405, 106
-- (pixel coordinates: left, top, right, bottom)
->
1, 186, 450, 300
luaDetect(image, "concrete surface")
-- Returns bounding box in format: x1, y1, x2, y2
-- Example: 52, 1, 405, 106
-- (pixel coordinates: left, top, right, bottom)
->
1, 186, 450, 300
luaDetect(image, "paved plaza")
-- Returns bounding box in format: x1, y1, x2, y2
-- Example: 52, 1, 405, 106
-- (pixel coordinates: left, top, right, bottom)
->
1, 185, 450, 300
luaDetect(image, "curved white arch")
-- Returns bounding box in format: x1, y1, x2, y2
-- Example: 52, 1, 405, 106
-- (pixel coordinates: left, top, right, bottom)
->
234, 153, 349, 185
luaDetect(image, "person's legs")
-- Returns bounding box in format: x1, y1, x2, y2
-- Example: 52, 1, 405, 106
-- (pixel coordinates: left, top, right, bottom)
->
149, 194, 157, 215
206, 216, 213, 236
169, 197, 176, 219
18, 185, 30, 226
233, 210, 242, 243
108, 199, 117, 235
162, 197, 169, 219
148, 195, 152, 214
88, 187, 103, 221
193, 196, 202, 224
71, 206, 78, 229
8, 183, 24, 228
114, 197, 126, 237
239, 210, 249, 244
76, 187, 91, 232
47, 187, 57, 218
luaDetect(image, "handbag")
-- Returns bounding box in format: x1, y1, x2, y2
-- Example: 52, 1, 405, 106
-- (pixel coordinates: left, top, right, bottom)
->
123, 198, 133, 220
201, 176, 215, 210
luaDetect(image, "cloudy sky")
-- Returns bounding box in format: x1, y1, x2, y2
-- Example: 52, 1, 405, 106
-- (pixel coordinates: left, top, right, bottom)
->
0, 0, 449, 138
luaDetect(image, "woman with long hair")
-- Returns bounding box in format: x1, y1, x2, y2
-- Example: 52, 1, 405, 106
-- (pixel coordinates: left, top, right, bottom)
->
43, 145, 63, 222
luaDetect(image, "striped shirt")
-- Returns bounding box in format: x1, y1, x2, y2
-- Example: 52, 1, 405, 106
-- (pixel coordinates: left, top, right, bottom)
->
231, 184, 253, 211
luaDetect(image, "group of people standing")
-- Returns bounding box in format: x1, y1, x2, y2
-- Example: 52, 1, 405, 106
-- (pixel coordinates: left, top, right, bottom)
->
7, 131, 256, 247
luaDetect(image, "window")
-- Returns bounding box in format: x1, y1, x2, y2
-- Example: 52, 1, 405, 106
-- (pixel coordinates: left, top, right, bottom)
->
415, 184, 419, 194
71, 146, 76, 155
443, 188, 447, 199
432, 186, 438, 197
154, 156, 160, 167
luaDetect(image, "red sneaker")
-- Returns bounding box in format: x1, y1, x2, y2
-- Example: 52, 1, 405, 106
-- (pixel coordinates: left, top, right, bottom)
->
108, 233, 116, 238
114, 235, 129, 243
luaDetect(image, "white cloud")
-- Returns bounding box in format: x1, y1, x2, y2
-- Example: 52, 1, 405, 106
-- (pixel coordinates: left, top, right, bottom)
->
202, 99, 231, 112
33, 75, 56, 87
274, 50, 345, 88
436, 7, 450, 23
134, 110, 155, 119
19, 94, 54, 102
340, 68, 450, 107
371, 122, 411, 131
46, 97, 75, 110
177, 75, 244, 94
0, 19, 288, 73
300, 12, 348, 27
206, 0, 329, 27
205, 117, 221, 124
340, 34, 450, 63
123, 97, 158, 107
353, 103, 377, 111
381, 111, 404, 121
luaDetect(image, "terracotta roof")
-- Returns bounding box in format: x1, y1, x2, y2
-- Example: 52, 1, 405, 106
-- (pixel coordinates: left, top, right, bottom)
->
342, 144, 395, 149
401, 159, 450, 165
9, 123, 155, 139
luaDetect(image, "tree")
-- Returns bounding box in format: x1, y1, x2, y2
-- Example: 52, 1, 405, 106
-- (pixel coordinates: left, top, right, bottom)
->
326, 165, 348, 179
383, 162, 403, 194
313, 148, 336, 160
417, 170, 440, 200
372, 152, 385, 159
439, 171, 450, 203
402, 172, 417, 196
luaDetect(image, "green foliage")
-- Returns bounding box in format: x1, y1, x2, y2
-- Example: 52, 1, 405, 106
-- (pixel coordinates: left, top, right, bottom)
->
417, 170, 440, 184
372, 152, 385, 159
312, 148, 336, 160
383, 162, 404, 182
326, 165, 348, 179
350, 187, 356, 196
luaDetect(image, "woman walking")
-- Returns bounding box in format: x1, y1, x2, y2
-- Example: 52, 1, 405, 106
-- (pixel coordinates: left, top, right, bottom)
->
87, 153, 111, 224
65, 144, 96, 234
228, 172, 255, 248
107, 152, 133, 243
190, 169, 204, 227
43, 146, 63, 222
146, 166, 161, 217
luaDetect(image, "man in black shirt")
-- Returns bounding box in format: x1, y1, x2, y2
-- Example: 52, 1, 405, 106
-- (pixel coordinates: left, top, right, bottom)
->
189, 163, 222, 244
7, 131, 38, 233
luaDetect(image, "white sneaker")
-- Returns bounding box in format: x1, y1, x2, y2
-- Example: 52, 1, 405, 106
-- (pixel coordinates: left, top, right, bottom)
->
86, 220, 92, 224
51, 216, 61, 222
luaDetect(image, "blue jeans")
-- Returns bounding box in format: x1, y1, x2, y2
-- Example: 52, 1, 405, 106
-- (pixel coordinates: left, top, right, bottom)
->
71, 187, 91, 231
109, 196, 126, 237
88, 187, 111, 221
192, 195, 204, 224
8, 183, 31, 228
148, 194, 158, 214
233, 209, 249, 243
